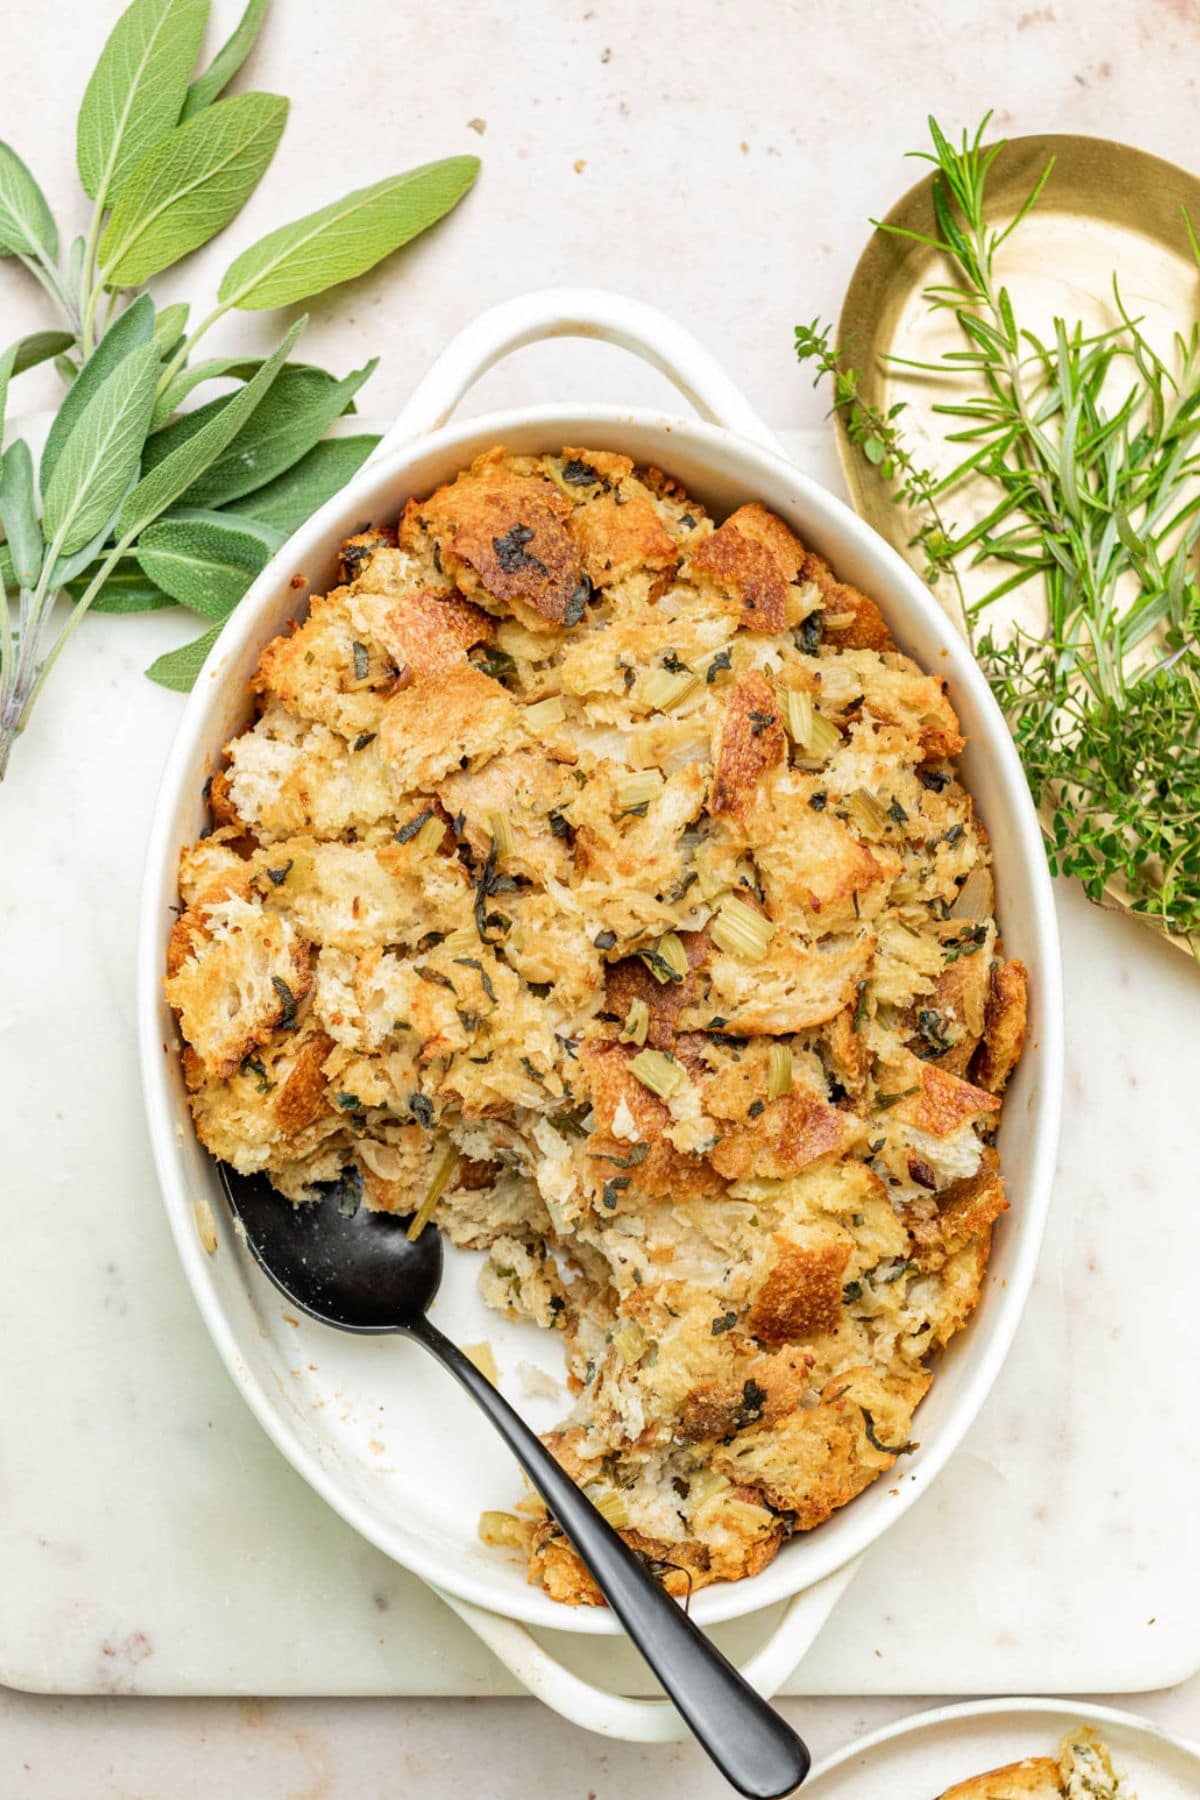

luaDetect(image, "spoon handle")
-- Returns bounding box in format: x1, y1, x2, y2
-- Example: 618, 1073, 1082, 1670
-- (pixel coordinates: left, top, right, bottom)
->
408, 1316, 811, 1798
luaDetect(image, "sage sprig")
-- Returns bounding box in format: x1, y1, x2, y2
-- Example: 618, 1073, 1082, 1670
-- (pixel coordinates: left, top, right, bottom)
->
0, 0, 479, 780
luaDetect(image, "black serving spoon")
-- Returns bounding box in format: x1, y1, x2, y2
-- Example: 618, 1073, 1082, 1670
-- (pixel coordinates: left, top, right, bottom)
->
219, 1167, 810, 1797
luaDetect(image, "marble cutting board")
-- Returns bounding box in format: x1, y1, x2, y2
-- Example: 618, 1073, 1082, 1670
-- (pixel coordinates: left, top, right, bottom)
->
1, 429, 1196, 1698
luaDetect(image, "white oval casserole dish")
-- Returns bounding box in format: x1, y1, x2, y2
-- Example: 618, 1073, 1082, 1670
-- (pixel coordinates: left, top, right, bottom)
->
138, 289, 1063, 1737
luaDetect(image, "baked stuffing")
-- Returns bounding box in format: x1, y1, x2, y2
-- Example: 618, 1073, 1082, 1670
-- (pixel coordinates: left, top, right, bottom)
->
166, 444, 1028, 1605
938, 1726, 1133, 1798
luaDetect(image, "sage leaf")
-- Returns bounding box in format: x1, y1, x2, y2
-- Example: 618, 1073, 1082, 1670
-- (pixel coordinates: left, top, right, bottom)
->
82, 568, 173, 614
136, 512, 274, 617
11, 329, 77, 376
76, 0, 210, 206
0, 331, 74, 473
146, 622, 221, 690
224, 433, 378, 534
218, 156, 479, 310
172, 358, 376, 507
98, 92, 287, 286
41, 292, 155, 491
147, 347, 331, 430
117, 315, 303, 538
48, 512, 128, 589
180, 0, 269, 120
0, 441, 44, 589
153, 300, 190, 356
0, 140, 58, 260
43, 340, 159, 556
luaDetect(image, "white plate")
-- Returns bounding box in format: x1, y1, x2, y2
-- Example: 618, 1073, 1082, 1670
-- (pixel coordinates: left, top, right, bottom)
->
806, 1699, 1200, 1796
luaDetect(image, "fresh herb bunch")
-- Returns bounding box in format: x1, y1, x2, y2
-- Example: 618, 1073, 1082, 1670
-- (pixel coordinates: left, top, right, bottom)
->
798, 116, 1200, 950
0, 0, 479, 779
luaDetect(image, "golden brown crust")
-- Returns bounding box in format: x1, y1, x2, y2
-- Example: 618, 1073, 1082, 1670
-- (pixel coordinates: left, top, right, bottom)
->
710, 670, 787, 817
569, 492, 677, 589
974, 957, 1029, 1093
748, 1234, 851, 1342
688, 504, 797, 631
415, 450, 587, 631
168, 443, 1026, 1608
937, 1758, 1063, 1799
801, 549, 895, 652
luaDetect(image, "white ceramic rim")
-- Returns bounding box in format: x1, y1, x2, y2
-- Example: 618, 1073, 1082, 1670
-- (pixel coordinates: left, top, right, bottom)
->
803, 1696, 1200, 1790
137, 290, 1063, 1687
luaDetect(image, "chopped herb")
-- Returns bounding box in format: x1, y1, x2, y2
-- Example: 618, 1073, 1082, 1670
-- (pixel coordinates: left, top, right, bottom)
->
852, 890, 861, 918
520, 1055, 547, 1086
396, 807, 434, 844
265, 860, 293, 886
861, 1406, 917, 1457
710, 1310, 738, 1336
748, 708, 777, 737
492, 523, 546, 575
563, 576, 591, 627
842, 1280, 863, 1304
415, 966, 456, 991
572, 767, 588, 786
335, 1092, 363, 1111
874, 1085, 918, 1111
475, 645, 518, 683
562, 456, 602, 486
637, 944, 684, 984
588, 1142, 649, 1169
408, 1093, 435, 1129
323, 1165, 363, 1219
201, 774, 214, 804
353, 731, 376, 752
548, 1108, 588, 1138
920, 766, 950, 793
593, 929, 618, 950
548, 809, 573, 840
887, 796, 909, 824
853, 979, 869, 1032
942, 822, 965, 848
392, 1018, 411, 1032
705, 647, 732, 684
916, 1008, 952, 1055
453, 956, 497, 1003
707, 1015, 728, 1030
271, 977, 298, 1030
795, 613, 824, 654
809, 790, 828, 811
747, 1099, 765, 1118
602, 1175, 630, 1209
615, 801, 650, 819
868, 1136, 885, 1154
662, 649, 688, 673
943, 922, 988, 963
351, 641, 370, 681
735, 1377, 767, 1429
456, 1010, 482, 1032
875, 1257, 916, 1284
526, 979, 552, 998
473, 840, 501, 942
680, 512, 697, 529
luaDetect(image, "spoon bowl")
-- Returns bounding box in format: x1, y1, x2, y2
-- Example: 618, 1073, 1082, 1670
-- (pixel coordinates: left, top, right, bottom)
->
220, 1168, 443, 1330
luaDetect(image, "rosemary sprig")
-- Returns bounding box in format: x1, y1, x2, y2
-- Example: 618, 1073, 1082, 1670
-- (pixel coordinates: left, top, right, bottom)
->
798, 114, 1200, 949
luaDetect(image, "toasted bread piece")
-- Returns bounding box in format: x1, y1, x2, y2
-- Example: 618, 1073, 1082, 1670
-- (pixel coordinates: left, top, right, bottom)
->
171, 443, 1026, 1608
938, 1757, 1063, 1799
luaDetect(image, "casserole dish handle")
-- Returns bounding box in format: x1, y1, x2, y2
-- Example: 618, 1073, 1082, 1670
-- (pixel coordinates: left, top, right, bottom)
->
431, 1560, 859, 1741
370, 287, 783, 458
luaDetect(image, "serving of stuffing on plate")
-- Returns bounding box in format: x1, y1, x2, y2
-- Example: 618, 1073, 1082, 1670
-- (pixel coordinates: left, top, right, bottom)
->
165, 443, 1027, 1604
938, 1725, 1134, 1798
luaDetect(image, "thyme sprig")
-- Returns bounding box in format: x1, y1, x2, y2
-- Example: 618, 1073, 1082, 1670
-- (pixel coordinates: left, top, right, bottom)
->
798, 115, 1200, 948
